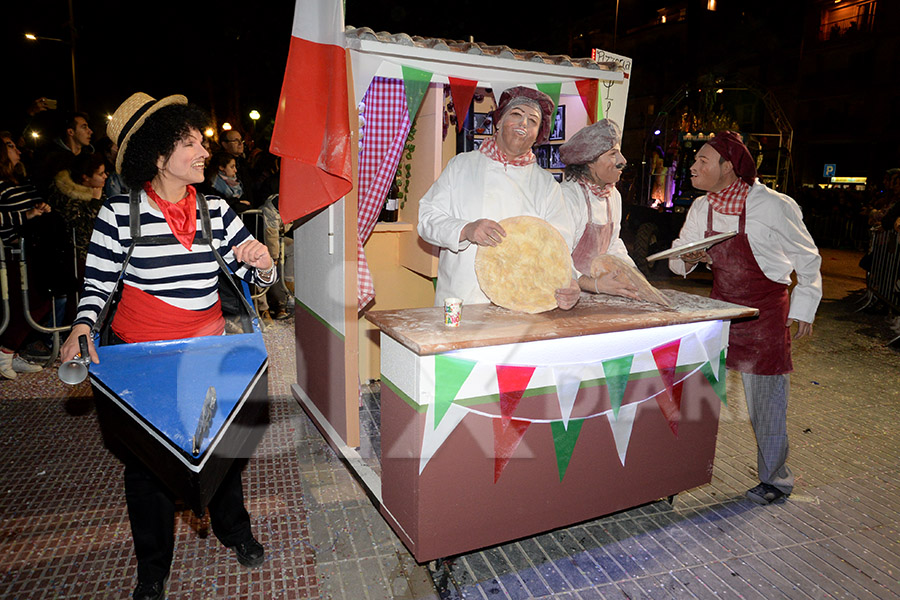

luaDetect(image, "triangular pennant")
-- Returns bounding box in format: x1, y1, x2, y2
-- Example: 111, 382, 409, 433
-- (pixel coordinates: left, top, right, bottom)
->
700, 349, 728, 405
434, 355, 476, 427
495, 364, 536, 421
401, 65, 434, 123
448, 77, 478, 132
493, 417, 531, 483
551, 418, 584, 481
605, 401, 639, 466
697, 325, 723, 381
575, 79, 601, 124
651, 339, 682, 436
601, 355, 633, 419
535, 82, 562, 128
551, 365, 584, 429
419, 402, 468, 474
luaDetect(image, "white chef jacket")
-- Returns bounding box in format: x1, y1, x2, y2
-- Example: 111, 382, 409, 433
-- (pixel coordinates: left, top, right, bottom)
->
668, 181, 822, 324
561, 180, 635, 273
418, 150, 574, 306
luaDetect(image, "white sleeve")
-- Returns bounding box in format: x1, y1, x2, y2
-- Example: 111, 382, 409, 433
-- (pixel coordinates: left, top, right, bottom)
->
607, 190, 635, 267
775, 200, 823, 323
417, 157, 470, 253
667, 197, 709, 276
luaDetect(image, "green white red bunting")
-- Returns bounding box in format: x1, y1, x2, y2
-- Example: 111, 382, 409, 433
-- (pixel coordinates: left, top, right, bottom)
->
419, 322, 729, 481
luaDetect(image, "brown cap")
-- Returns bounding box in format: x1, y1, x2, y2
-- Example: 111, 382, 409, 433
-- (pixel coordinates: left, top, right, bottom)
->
492, 87, 555, 145
559, 119, 622, 165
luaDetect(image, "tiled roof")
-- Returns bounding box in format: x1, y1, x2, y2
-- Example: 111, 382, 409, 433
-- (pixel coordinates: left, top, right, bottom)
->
345, 26, 621, 73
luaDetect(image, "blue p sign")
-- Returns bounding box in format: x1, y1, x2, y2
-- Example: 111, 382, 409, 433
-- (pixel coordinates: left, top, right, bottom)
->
823, 164, 836, 178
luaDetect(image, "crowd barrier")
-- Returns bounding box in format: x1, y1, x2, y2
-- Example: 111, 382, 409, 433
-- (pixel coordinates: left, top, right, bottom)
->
804, 211, 870, 251
0, 234, 75, 366
861, 228, 900, 345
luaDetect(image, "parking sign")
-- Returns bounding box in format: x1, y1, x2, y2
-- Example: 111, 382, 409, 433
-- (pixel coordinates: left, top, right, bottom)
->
823, 164, 836, 178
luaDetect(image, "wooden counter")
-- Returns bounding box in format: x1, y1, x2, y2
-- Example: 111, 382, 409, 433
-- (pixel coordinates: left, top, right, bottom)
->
363, 289, 756, 561
366, 289, 757, 355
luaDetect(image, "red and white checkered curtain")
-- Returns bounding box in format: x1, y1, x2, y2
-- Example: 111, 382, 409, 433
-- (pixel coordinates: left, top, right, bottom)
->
356, 77, 412, 309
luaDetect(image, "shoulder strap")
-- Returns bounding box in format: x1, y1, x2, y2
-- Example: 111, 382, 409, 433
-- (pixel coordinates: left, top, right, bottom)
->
197, 192, 257, 319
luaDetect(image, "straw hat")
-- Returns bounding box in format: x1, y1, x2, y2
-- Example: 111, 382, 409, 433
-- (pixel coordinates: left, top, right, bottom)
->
107, 92, 187, 173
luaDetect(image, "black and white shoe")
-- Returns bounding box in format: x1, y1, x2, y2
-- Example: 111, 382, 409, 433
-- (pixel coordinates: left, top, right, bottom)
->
746, 482, 787, 505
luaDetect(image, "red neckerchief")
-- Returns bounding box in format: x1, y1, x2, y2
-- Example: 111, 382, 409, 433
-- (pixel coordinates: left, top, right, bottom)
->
143, 182, 198, 249
579, 179, 613, 199
707, 178, 750, 216
479, 138, 535, 167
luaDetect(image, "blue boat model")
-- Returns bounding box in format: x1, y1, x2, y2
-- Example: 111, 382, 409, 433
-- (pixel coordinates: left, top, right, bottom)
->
89, 280, 269, 513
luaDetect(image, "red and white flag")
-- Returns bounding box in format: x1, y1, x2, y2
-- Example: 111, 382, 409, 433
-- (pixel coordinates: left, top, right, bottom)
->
271, 0, 353, 224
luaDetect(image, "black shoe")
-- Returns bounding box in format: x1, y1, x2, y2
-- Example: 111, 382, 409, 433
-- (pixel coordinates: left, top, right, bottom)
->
133, 578, 166, 600
746, 482, 788, 505
231, 538, 265, 567
272, 308, 292, 320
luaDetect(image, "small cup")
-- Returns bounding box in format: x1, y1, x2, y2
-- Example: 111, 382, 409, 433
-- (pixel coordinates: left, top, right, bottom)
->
444, 297, 462, 327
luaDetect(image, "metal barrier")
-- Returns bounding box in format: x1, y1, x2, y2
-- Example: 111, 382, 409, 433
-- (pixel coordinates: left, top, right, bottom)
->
860, 228, 900, 344
0, 235, 75, 366
804, 212, 870, 251
238, 203, 293, 321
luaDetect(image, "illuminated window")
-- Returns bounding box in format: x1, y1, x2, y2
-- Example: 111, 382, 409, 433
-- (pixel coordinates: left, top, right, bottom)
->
819, 0, 876, 40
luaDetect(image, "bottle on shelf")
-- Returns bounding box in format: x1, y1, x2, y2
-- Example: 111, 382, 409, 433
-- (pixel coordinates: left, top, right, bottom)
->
379, 182, 400, 222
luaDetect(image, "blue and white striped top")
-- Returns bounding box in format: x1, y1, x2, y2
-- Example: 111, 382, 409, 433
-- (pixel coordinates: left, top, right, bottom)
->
74, 190, 272, 329
0, 180, 42, 244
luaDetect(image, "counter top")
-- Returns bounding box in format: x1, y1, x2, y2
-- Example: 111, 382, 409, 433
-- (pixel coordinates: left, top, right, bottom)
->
365, 290, 757, 355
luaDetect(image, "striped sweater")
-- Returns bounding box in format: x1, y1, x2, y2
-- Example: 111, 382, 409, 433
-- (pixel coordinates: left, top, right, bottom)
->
74, 190, 274, 329
0, 180, 43, 244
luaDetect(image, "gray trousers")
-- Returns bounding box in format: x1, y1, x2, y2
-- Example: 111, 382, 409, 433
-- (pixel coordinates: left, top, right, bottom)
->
742, 372, 794, 494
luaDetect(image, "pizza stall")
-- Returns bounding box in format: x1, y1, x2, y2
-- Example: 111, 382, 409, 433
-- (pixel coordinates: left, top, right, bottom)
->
289, 27, 754, 562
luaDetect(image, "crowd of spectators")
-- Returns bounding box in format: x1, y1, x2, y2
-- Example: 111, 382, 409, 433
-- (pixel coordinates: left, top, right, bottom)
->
794, 168, 900, 251
0, 97, 291, 380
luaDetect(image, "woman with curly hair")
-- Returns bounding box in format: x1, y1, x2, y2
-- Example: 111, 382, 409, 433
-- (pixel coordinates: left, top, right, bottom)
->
0, 131, 52, 379
60, 93, 273, 600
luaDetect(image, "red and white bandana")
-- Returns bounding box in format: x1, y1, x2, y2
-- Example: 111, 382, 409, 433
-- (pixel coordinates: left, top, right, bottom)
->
707, 178, 750, 215
478, 138, 535, 168
580, 179, 613, 199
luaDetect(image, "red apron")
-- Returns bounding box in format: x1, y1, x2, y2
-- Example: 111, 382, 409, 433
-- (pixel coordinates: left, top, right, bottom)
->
572, 183, 614, 275
706, 204, 792, 375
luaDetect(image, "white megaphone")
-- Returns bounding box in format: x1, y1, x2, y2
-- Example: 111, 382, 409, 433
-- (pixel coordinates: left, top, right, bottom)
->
58, 334, 91, 385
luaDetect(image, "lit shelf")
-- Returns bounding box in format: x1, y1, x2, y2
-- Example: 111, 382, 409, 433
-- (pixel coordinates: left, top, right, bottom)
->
373, 221, 414, 233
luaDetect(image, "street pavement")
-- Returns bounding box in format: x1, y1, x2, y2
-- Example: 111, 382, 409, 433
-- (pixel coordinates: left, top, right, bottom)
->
2, 248, 899, 599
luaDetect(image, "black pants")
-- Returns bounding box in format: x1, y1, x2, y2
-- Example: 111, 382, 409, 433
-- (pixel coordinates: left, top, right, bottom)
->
123, 453, 254, 583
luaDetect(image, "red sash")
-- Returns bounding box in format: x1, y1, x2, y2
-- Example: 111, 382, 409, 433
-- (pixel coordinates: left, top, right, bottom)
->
111, 284, 225, 343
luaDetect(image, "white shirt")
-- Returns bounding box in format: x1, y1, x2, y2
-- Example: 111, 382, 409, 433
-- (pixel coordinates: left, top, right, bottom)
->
418, 150, 574, 305
668, 181, 822, 323
561, 180, 635, 273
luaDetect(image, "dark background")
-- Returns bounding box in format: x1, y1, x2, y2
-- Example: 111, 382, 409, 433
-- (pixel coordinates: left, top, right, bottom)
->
2, 1, 898, 189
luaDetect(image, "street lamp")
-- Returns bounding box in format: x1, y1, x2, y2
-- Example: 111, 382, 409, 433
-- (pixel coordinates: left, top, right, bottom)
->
23, 0, 78, 109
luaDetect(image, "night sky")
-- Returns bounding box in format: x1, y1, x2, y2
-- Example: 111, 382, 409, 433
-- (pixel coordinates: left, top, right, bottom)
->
2, 0, 659, 142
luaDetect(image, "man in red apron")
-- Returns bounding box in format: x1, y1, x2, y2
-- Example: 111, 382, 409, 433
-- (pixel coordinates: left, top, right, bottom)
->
668, 131, 822, 505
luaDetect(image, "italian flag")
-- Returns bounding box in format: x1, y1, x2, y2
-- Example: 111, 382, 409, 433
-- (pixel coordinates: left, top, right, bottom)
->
271, 0, 353, 224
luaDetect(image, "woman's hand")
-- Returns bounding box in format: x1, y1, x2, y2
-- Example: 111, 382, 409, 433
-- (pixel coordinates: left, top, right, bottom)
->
461, 219, 506, 246
26, 202, 51, 220
60, 323, 98, 364
232, 239, 273, 270
580, 271, 642, 301
555, 278, 581, 310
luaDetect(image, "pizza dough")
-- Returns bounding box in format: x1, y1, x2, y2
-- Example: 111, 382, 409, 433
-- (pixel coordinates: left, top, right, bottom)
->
475, 216, 572, 313
589, 254, 671, 307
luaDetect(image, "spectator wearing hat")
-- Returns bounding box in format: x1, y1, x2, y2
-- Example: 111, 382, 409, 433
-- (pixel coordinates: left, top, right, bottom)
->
417, 86, 578, 308
559, 118, 641, 300
667, 131, 822, 506
59, 92, 274, 600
